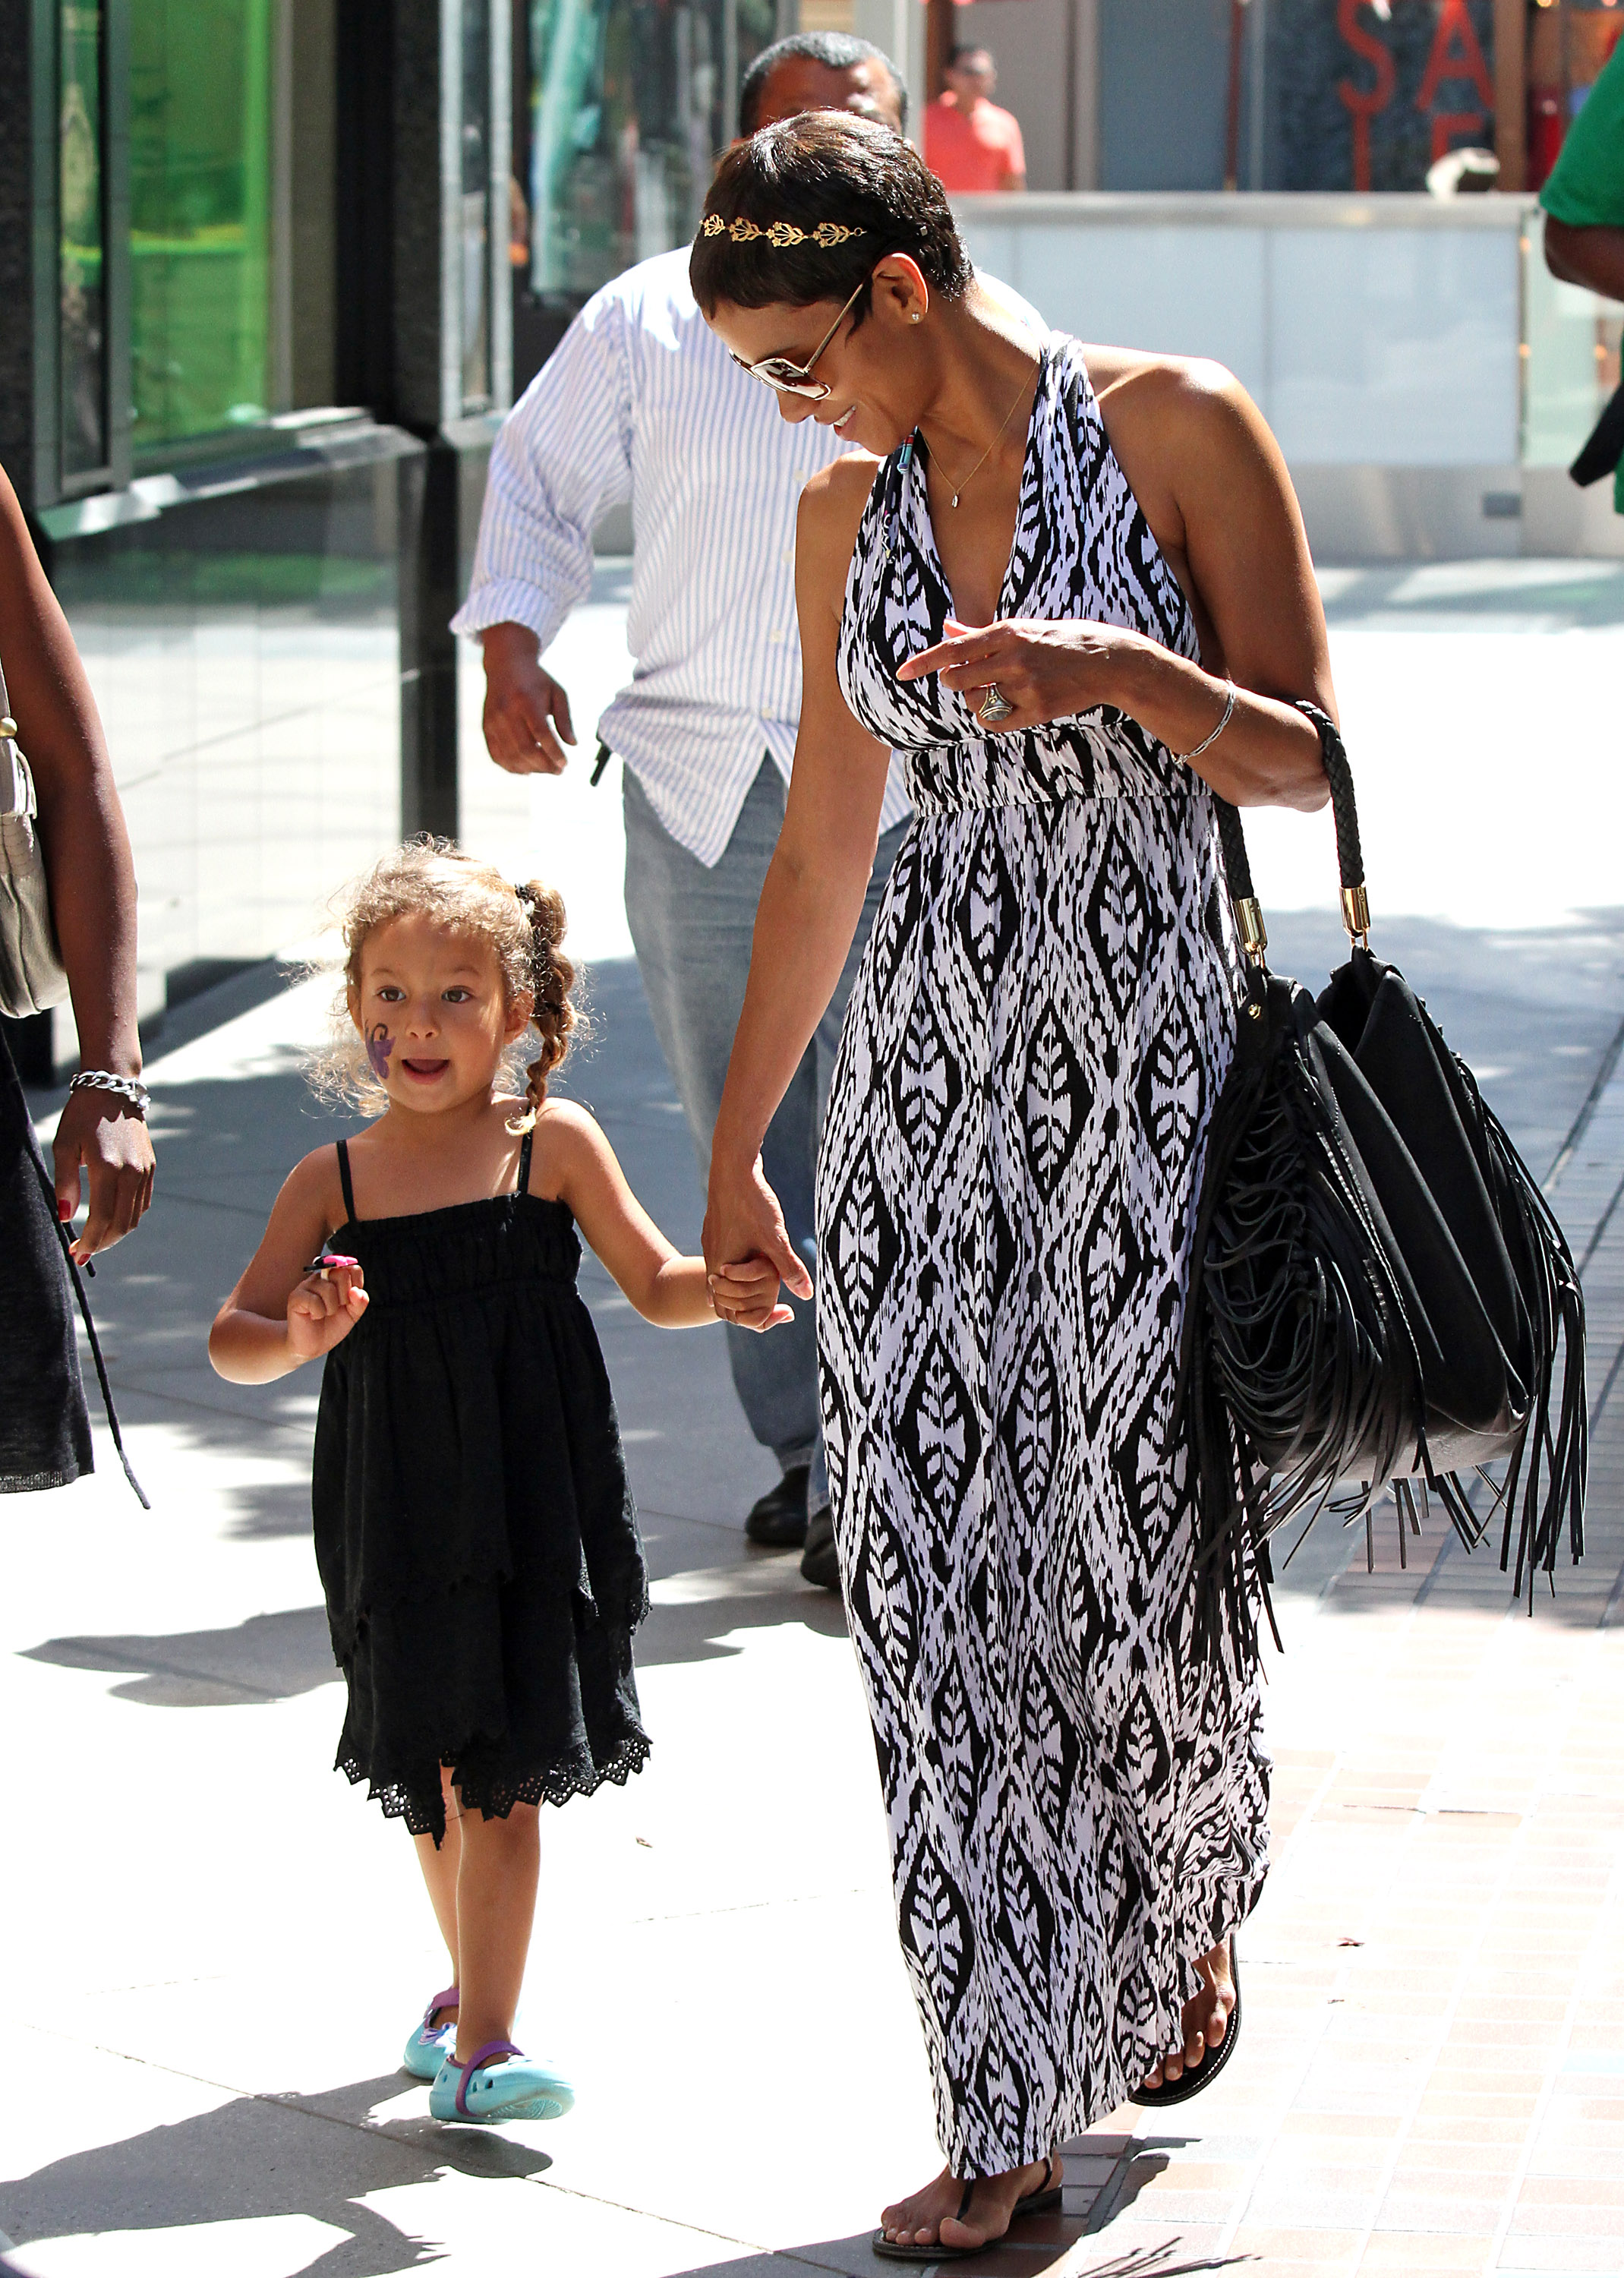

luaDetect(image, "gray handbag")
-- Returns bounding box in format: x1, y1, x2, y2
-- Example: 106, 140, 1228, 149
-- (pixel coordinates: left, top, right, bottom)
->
0, 655, 70, 1019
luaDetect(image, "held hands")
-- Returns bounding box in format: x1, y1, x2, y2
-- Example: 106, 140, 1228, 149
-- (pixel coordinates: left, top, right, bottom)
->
703, 1151, 812, 1336
707, 1254, 795, 1333
897, 614, 1143, 735
286, 1257, 369, 1362
54, 1090, 156, 1264
481, 623, 577, 775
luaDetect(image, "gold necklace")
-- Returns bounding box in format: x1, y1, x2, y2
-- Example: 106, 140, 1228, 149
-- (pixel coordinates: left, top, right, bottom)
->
930, 360, 1036, 509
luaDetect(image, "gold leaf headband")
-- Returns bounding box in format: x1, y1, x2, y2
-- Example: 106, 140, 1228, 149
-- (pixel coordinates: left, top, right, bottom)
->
698, 216, 865, 250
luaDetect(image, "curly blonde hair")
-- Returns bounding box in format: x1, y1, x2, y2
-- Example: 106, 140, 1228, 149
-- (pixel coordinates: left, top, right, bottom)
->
312, 838, 585, 1126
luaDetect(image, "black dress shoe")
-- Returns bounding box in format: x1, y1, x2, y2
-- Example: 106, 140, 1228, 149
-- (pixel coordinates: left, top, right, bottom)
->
746, 1466, 810, 1547
800, 1508, 840, 1591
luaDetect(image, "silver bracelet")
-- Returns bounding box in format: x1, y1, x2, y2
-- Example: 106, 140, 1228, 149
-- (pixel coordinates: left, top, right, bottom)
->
68, 1068, 150, 1115
1176, 680, 1237, 763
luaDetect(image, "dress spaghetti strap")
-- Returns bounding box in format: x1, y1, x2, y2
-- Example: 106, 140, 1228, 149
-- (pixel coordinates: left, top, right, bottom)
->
336, 1138, 358, 1224
516, 1126, 535, 1197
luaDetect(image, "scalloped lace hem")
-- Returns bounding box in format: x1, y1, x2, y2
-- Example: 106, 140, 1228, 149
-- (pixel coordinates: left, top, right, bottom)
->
337, 1732, 652, 1841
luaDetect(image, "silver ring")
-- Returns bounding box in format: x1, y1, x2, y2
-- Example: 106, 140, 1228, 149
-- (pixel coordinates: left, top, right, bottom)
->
976, 683, 1014, 726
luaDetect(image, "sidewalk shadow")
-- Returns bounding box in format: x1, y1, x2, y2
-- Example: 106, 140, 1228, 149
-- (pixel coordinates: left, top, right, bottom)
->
657, 2229, 1247, 2277
19, 1605, 339, 1706
16, 1582, 849, 1705
0, 2073, 549, 2276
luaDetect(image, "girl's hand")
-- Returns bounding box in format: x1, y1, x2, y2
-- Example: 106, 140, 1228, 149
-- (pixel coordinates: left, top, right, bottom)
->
285, 1260, 367, 1361
897, 614, 1144, 734
708, 1254, 794, 1333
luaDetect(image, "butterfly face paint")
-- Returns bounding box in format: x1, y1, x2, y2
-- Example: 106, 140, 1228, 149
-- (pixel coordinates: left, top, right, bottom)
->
366, 1023, 393, 1082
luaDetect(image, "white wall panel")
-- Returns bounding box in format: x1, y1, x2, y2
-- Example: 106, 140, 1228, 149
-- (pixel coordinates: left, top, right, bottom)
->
1265, 229, 1519, 465
960, 219, 1269, 405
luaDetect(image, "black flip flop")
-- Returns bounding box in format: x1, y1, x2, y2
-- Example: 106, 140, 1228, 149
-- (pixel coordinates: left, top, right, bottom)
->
872, 2156, 1064, 2261
1129, 1939, 1242, 2109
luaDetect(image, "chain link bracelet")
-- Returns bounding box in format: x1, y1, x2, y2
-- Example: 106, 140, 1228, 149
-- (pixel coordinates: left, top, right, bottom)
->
68, 1068, 150, 1116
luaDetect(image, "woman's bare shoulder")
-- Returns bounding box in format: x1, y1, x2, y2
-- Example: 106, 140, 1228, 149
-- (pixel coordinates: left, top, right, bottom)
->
1083, 343, 1247, 418
1080, 346, 1260, 453
802, 449, 883, 531
796, 451, 885, 611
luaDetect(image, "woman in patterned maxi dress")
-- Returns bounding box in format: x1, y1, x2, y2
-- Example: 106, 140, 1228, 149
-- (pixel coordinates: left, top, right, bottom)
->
694, 115, 1337, 2258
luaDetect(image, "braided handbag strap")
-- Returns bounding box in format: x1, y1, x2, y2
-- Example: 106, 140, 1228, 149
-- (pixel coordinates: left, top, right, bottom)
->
1212, 699, 1364, 911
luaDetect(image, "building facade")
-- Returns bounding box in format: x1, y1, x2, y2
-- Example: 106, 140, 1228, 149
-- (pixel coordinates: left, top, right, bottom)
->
0, 0, 516, 1075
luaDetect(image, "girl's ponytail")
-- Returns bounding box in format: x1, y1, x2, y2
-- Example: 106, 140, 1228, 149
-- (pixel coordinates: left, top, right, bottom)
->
516, 879, 580, 1122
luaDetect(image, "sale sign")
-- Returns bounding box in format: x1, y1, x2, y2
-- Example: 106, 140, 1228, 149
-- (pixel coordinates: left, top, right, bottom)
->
1269, 0, 1498, 192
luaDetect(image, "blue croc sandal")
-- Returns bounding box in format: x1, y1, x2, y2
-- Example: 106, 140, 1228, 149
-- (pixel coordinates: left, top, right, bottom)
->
429, 2037, 575, 2124
402, 1985, 459, 2081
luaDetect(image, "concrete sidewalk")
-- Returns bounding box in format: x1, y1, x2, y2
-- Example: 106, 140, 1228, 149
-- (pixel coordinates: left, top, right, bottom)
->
2, 920, 1619, 2278
2, 561, 1622, 2278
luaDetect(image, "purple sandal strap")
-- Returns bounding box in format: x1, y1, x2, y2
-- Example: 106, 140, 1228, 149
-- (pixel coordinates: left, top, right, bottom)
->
423, 1986, 459, 2029
453, 2037, 524, 2116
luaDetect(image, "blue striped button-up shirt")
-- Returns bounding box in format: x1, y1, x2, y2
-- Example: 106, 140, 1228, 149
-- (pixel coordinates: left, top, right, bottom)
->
452, 247, 912, 867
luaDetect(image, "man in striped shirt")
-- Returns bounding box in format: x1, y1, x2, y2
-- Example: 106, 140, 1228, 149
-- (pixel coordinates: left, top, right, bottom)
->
454, 34, 911, 1589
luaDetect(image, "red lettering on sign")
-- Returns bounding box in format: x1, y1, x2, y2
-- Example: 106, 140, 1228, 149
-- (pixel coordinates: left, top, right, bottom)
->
1430, 109, 1487, 162
1336, 0, 1396, 193
1417, 0, 1493, 113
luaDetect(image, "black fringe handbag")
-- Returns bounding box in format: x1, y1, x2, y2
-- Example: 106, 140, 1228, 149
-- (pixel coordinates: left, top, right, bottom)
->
1181, 702, 1586, 1639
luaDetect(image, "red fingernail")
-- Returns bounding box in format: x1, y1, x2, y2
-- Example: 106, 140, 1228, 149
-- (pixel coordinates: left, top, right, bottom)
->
58, 1200, 72, 1221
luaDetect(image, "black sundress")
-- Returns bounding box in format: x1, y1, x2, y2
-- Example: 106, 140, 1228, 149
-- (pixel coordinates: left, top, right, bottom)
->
312, 1126, 651, 1843
0, 1027, 93, 1491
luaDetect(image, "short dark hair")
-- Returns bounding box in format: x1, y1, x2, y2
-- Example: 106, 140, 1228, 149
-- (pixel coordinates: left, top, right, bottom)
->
738, 30, 908, 137
691, 112, 970, 321
947, 45, 992, 68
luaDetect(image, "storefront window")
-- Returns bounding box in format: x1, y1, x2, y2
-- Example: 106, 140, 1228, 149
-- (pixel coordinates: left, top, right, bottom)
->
462, 0, 494, 414
1528, 1, 1624, 189
59, 2, 108, 484
130, 0, 273, 455
522, 0, 775, 306
1269, 0, 1499, 193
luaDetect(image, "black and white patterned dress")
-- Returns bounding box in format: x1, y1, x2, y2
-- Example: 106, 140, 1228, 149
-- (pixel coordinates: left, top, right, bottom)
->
818, 336, 1270, 2176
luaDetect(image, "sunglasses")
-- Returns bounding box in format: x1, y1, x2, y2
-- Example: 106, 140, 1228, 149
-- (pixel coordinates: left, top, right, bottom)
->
729, 275, 869, 399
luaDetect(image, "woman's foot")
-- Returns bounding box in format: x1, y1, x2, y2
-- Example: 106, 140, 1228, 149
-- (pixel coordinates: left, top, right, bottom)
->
1140, 1938, 1235, 2092
878, 2155, 1061, 2253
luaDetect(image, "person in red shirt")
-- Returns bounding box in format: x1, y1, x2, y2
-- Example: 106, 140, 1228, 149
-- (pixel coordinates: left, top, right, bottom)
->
925, 45, 1026, 194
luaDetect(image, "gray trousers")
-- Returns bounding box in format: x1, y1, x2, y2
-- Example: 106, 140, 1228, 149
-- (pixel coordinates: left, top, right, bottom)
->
623, 756, 905, 1513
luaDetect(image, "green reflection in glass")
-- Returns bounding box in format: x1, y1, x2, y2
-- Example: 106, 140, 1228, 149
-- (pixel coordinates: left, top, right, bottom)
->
60, 1, 108, 481
130, 0, 273, 454
462, 0, 494, 414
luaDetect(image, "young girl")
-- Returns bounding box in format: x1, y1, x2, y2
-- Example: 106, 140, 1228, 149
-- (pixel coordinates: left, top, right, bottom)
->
210, 841, 784, 2125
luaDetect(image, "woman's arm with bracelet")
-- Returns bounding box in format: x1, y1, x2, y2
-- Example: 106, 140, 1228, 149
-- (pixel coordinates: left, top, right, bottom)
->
0, 465, 153, 1258
899, 355, 1336, 811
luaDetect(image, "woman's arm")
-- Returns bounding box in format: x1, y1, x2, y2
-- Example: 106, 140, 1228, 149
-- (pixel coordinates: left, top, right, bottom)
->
702, 460, 893, 1300
900, 359, 1335, 813
0, 466, 155, 1257
210, 1153, 366, 1383
548, 1101, 789, 1330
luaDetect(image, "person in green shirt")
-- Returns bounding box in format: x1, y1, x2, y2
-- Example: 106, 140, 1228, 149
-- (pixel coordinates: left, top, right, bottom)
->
1543, 36, 1624, 509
